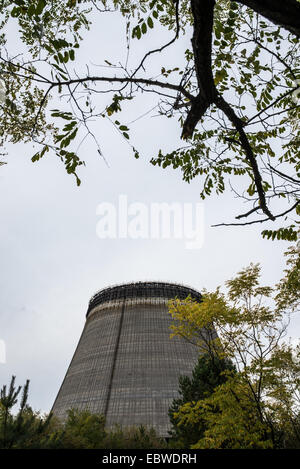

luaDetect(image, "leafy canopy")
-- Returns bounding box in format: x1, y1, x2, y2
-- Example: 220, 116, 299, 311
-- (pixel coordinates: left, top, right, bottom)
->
0, 0, 299, 233
168, 247, 300, 448
0, 376, 52, 449
0, 376, 167, 449
168, 353, 236, 447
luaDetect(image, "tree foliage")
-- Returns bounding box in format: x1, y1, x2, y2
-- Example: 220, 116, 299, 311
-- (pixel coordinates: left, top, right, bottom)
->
175, 375, 275, 448
0, 376, 167, 449
48, 408, 166, 449
0, 376, 52, 448
276, 236, 300, 311
0, 0, 298, 232
168, 250, 300, 448
168, 352, 236, 447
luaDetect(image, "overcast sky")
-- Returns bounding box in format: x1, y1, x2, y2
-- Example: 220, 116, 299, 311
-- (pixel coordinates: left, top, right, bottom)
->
0, 7, 298, 414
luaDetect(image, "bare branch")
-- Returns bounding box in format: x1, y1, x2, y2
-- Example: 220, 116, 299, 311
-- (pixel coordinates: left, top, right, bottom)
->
212, 200, 300, 227
236, 206, 260, 220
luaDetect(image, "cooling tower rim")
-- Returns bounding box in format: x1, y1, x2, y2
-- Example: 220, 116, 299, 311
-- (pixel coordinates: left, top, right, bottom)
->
87, 280, 202, 317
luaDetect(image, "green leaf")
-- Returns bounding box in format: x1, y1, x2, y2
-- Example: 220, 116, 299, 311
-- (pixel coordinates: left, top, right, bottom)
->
132, 25, 141, 40
31, 145, 49, 162
142, 22, 147, 34
27, 4, 36, 17
51, 110, 73, 120
147, 17, 154, 29
35, 0, 46, 15
215, 28, 221, 40
11, 6, 21, 17
51, 63, 67, 74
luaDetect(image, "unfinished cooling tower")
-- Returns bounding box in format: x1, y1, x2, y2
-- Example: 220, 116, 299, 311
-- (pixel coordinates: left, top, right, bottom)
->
52, 282, 204, 436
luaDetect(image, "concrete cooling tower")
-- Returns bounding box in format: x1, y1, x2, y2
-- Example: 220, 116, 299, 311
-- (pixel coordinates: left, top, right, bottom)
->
52, 282, 204, 436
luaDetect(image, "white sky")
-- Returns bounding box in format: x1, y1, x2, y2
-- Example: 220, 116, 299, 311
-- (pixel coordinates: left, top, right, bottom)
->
0, 7, 299, 414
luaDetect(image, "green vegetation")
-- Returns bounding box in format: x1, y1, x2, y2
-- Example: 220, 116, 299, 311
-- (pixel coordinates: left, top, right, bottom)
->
0, 376, 52, 449
1, 239, 299, 449
168, 239, 300, 448
168, 353, 236, 447
0, 1, 298, 232
0, 377, 167, 449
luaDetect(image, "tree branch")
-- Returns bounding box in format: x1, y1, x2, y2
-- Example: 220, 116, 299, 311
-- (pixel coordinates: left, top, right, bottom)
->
235, 0, 300, 37
212, 200, 300, 227
131, 0, 180, 78
269, 165, 300, 186
181, 0, 217, 139
215, 95, 275, 220
50, 75, 194, 101
236, 206, 260, 220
